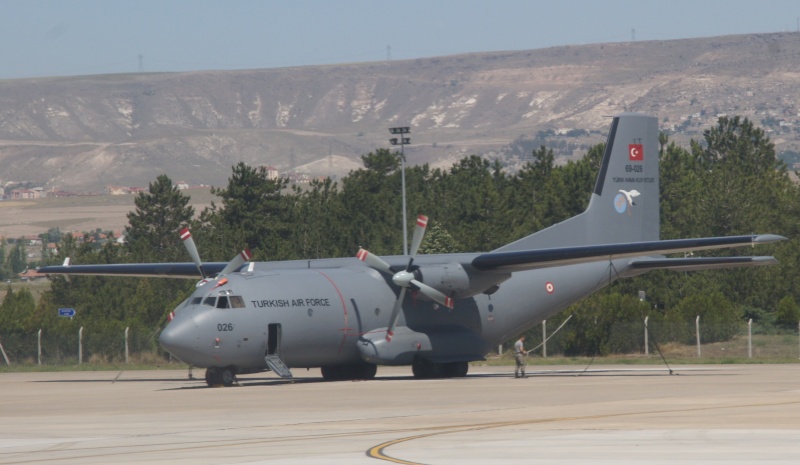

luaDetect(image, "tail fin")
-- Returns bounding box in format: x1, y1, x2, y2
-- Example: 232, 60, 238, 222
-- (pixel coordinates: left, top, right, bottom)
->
496, 113, 659, 252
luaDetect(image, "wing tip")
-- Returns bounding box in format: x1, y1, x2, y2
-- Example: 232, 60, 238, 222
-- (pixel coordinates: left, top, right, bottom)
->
754, 234, 787, 244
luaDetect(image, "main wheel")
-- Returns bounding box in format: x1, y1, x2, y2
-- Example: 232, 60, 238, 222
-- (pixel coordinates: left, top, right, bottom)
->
444, 361, 468, 378
354, 362, 377, 380
321, 365, 345, 381
220, 366, 236, 387
205, 367, 221, 386
412, 358, 438, 378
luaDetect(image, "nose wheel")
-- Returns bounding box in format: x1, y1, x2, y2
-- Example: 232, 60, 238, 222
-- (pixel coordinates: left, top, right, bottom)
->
205, 366, 237, 387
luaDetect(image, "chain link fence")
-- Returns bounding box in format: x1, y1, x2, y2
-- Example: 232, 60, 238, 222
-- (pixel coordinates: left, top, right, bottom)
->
3, 317, 800, 367
507, 317, 800, 362
0, 326, 165, 366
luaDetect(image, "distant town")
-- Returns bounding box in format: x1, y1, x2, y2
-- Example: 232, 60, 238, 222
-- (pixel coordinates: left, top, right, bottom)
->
0, 165, 330, 201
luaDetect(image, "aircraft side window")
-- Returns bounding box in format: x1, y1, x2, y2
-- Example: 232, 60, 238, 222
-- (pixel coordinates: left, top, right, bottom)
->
229, 296, 245, 308
217, 296, 230, 309
190, 297, 202, 305
203, 296, 216, 307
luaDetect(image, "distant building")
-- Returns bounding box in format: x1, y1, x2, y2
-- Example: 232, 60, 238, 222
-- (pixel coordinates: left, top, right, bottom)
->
261, 165, 279, 180
286, 171, 310, 184
10, 189, 41, 200
175, 181, 190, 190
106, 185, 130, 195
106, 186, 146, 195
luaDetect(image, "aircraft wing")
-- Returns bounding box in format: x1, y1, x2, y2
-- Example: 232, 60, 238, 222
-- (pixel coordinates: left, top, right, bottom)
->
628, 256, 778, 271
37, 262, 229, 278
471, 234, 785, 272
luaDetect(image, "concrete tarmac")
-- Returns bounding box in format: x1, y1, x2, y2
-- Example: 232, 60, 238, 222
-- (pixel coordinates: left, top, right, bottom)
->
0, 364, 799, 464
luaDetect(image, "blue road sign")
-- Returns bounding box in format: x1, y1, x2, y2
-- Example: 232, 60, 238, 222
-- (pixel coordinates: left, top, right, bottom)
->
58, 308, 76, 317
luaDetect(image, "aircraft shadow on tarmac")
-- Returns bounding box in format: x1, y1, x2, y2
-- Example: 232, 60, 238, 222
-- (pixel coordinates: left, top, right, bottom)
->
29, 367, 733, 391
167, 368, 734, 390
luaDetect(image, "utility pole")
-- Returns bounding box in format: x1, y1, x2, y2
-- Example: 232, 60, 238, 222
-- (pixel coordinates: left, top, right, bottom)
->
389, 127, 411, 255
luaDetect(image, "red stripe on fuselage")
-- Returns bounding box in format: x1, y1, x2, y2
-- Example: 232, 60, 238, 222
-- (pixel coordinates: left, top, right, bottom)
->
315, 270, 350, 354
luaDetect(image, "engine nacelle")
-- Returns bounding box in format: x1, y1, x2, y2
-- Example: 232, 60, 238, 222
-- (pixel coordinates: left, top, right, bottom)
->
358, 327, 432, 365
414, 262, 470, 298
357, 326, 489, 365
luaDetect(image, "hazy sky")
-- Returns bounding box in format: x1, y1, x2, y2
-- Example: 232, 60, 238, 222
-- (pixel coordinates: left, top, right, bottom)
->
1, 0, 799, 80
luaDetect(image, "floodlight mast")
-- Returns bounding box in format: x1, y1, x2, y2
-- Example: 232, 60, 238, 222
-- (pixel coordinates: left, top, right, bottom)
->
389, 127, 411, 256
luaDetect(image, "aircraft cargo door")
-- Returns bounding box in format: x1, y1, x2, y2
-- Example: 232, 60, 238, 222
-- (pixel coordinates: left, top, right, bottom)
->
267, 323, 281, 357
265, 323, 293, 378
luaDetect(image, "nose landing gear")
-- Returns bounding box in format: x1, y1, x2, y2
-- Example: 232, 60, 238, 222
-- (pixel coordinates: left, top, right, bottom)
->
205, 366, 237, 387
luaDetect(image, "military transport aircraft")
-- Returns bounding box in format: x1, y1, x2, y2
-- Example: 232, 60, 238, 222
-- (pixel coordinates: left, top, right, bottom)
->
39, 113, 785, 387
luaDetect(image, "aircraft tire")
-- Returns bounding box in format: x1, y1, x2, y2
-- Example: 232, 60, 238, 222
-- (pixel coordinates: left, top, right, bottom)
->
444, 361, 468, 377
205, 366, 237, 387
412, 358, 440, 379
220, 366, 236, 387
205, 367, 221, 386
356, 363, 377, 380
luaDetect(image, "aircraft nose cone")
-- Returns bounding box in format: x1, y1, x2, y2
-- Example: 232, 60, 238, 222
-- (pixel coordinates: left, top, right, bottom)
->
159, 318, 194, 361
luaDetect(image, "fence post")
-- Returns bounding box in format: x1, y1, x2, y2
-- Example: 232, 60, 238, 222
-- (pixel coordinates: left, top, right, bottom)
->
497, 344, 502, 356
542, 320, 547, 358
125, 327, 130, 365
79, 326, 84, 365
0, 337, 10, 366
644, 316, 649, 356
38, 329, 42, 365
748, 319, 752, 359
695, 316, 701, 357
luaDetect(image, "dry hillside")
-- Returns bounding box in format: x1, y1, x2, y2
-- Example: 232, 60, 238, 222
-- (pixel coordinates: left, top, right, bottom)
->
1, 32, 799, 192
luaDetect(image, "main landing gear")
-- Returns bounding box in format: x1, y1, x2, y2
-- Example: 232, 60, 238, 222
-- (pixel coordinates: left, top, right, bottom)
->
205, 366, 237, 387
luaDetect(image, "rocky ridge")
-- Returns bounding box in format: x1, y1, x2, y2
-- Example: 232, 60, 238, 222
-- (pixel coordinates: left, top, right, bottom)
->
1, 32, 799, 191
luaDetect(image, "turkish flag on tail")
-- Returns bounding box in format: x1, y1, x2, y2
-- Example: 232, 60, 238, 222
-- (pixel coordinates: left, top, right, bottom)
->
628, 144, 643, 161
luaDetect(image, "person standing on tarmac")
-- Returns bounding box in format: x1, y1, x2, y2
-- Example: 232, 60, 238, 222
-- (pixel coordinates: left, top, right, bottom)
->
514, 336, 527, 378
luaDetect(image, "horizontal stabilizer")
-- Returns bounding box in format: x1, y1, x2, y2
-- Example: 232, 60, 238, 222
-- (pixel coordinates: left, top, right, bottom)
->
472, 234, 786, 272
629, 256, 779, 272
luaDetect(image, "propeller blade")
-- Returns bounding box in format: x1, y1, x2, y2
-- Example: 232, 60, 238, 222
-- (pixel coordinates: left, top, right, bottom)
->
385, 287, 407, 342
179, 228, 205, 278
411, 279, 454, 309
359, 214, 438, 342
408, 215, 428, 259
218, 249, 253, 277
356, 248, 392, 274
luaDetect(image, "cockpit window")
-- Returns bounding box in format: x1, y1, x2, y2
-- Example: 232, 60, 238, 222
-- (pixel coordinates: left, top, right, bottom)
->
190, 297, 202, 305
201, 290, 246, 309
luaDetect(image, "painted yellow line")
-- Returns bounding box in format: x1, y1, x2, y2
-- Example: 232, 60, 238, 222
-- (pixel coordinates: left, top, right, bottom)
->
367, 433, 434, 465
366, 400, 800, 464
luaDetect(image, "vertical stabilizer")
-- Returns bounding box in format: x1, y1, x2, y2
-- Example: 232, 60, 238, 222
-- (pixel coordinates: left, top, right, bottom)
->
496, 113, 659, 252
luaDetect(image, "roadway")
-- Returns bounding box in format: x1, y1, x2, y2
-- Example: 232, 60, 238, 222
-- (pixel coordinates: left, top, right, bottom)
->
0, 364, 798, 464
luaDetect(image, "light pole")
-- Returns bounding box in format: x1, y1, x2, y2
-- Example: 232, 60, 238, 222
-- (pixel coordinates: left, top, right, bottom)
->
389, 127, 411, 255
